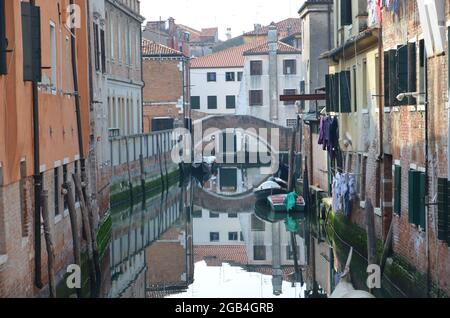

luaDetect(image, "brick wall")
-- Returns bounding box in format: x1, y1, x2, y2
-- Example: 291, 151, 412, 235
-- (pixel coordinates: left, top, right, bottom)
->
382, 1, 450, 294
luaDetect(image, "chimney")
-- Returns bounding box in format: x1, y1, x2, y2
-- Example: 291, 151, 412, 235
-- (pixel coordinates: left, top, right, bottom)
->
168, 17, 176, 34
226, 28, 232, 40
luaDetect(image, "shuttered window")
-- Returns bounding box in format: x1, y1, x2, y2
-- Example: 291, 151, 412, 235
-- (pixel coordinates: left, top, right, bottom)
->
325, 74, 331, 112
407, 42, 417, 104
283, 89, 297, 106
94, 22, 100, 71
100, 28, 106, 73
340, 0, 352, 26
394, 165, 401, 215
207, 96, 217, 109
0, 0, 7, 75
397, 45, 408, 106
226, 95, 236, 109
384, 51, 390, 107
340, 71, 351, 113
437, 178, 450, 244
21, 2, 42, 82
190, 96, 200, 109
408, 169, 426, 230
249, 90, 263, 106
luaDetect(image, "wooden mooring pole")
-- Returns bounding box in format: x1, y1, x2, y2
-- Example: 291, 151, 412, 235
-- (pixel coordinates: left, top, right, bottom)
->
41, 191, 56, 298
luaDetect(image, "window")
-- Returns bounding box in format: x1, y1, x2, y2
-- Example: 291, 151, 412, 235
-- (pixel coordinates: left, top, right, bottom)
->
192, 209, 202, 218
326, 71, 351, 113
408, 169, 426, 230
437, 178, 450, 244
249, 90, 263, 106
283, 89, 297, 105
237, 72, 243, 81
240, 232, 244, 241
19, 160, 29, 237
299, 80, 305, 108
286, 119, 297, 128
118, 21, 122, 62
54, 167, 60, 216
207, 72, 216, 82
287, 245, 300, 260
228, 213, 238, 218
419, 40, 425, 104
394, 165, 401, 215
360, 156, 367, 201
50, 22, 57, 91
340, 71, 351, 112
100, 28, 106, 73
362, 59, 368, 108
110, 15, 115, 60
228, 232, 238, 241
207, 96, 217, 109
21, 2, 42, 82
210, 232, 220, 242
63, 164, 68, 211
226, 95, 236, 109
225, 72, 235, 81
340, 0, 352, 26
250, 60, 262, 76
251, 214, 265, 231
283, 59, 297, 75
253, 246, 266, 260
209, 211, 220, 218
190, 96, 200, 110
94, 22, 100, 71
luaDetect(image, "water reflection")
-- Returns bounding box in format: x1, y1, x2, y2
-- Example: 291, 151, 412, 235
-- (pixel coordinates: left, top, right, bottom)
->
108, 164, 340, 298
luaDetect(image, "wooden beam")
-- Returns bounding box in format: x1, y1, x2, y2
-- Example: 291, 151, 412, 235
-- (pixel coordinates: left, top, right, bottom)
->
280, 94, 326, 102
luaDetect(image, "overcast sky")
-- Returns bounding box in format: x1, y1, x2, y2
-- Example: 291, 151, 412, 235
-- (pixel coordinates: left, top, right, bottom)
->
140, 0, 305, 40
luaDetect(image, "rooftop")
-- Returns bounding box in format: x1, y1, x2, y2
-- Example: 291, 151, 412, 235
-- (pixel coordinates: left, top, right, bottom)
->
190, 40, 267, 68
244, 18, 301, 38
142, 39, 185, 57
243, 41, 301, 55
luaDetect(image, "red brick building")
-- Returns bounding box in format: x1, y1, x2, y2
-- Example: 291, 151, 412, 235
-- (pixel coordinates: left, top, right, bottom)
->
142, 40, 190, 132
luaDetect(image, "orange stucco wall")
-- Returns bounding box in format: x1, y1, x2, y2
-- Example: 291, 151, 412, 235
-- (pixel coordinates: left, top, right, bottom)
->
0, 0, 90, 186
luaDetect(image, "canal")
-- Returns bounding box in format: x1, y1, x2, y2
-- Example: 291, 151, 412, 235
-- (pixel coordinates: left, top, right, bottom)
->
85, 160, 404, 299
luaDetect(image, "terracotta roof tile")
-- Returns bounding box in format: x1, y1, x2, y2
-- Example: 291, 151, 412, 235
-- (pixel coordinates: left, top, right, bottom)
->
142, 39, 184, 57
201, 27, 219, 38
245, 18, 301, 38
243, 41, 301, 55
190, 40, 267, 68
194, 245, 249, 266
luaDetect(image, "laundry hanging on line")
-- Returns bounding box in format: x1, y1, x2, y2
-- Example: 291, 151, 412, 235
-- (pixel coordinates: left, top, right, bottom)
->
318, 115, 339, 162
332, 172, 357, 217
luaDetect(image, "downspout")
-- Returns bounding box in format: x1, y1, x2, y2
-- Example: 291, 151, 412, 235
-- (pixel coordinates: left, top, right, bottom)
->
31, 0, 43, 289
140, 25, 144, 133
377, 19, 384, 160
424, 49, 430, 298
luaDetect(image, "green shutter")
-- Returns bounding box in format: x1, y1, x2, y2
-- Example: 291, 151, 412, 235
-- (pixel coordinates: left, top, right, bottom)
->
341, 0, 352, 26
408, 170, 420, 225
394, 165, 401, 215
437, 178, 448, 241
397, 45, 408, 106
447, 180, 450, 245
384, 51, 390, 107
0, 0, 7, 75
418, 172, 426, 230
389, 50, 398, 106
340, 71, 351, 113
407, 42, 417, 105
333, 73, 340, 113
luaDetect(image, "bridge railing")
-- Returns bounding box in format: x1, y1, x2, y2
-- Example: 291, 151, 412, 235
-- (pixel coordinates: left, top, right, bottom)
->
109, 129, 177, 167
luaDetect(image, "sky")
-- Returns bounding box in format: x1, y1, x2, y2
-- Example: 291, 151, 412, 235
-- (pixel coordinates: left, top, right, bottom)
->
140, 0, 305, 41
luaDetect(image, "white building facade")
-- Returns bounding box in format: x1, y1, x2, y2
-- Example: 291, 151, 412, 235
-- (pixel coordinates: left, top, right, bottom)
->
105, 0, 144, 137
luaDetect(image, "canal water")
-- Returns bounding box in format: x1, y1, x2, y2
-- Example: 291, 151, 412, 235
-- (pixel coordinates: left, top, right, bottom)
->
104, 165, 395, 298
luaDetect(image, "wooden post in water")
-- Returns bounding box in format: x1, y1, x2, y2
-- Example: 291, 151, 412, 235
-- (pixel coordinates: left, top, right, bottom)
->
63, 182, 82, 298
41, 191, 56, 298
366, 199, 377, 267
72, 173, 97, 297
380, 219, 394, 275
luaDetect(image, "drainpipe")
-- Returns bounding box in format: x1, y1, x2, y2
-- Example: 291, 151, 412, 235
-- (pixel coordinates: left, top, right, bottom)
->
30, 0, 43, 289
377, 21, 384, 160
424, 49, 430, 298
140, 25, 144, 134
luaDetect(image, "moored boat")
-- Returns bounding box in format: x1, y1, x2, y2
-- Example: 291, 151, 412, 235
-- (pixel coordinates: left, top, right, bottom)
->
253, 181, 287, 200
268, 194, 305, 213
